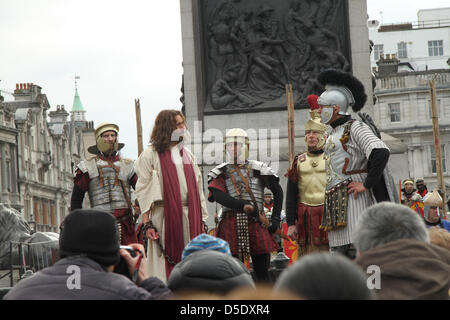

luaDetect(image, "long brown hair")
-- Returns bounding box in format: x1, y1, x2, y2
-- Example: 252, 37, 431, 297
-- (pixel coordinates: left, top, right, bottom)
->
150, 109, 184, 153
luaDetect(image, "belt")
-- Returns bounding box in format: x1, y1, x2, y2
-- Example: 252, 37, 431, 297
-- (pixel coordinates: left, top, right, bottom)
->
153, 200, 189, 208
222, 210, 240, 216
222, 210, 259, 222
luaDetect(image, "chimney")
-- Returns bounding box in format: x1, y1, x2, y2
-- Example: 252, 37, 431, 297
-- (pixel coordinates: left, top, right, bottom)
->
376, 53, 400, 77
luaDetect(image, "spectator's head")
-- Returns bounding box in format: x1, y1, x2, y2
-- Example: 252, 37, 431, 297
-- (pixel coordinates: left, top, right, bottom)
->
59, 209, 120, 268
273, 252, 374, 300
353, 202, 429, 254
168, 249, 255, 296
181, 234, 231, 260
428, 227, 450, 251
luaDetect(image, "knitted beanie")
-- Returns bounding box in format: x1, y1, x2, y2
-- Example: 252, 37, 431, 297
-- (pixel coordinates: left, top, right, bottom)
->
59, 209, 120, 266
181, 234, 231, 260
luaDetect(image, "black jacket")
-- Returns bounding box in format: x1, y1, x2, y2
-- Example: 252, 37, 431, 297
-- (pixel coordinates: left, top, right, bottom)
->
4, 255, 172, 300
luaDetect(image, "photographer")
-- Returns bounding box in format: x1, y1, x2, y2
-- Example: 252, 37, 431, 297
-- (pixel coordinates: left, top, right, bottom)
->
4, 209, 172, 300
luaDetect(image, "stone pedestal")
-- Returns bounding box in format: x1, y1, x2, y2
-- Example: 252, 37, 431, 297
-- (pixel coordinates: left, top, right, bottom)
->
180, 0, 373, 227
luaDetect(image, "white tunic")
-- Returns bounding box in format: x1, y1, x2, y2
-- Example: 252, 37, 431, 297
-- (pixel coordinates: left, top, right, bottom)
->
326, 120, 389, 247
134, 145, 208, 283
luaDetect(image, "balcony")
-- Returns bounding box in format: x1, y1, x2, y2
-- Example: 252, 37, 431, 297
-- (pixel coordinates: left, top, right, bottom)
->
375, 70, 450, 92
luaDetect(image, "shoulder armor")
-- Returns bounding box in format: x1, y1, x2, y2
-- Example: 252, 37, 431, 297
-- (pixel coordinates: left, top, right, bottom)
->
298, 153, 307, 163
75, 159, 98, 178
248, 160, 278, 178
118, 158, 135, 181
207, 162, 229, 182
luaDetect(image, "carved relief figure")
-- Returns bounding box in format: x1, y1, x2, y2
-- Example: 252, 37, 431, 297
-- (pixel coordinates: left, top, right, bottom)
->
203, 0, 351, 112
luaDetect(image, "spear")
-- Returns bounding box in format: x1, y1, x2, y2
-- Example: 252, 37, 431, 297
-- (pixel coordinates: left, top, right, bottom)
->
429, 78, 446, 214
135, 98, 143, 157
286, 84, 295, 166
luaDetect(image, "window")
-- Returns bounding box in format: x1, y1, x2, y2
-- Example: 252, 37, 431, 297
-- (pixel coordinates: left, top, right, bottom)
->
428, 40, 443, 56
428, 99, 441, 119
374, 44, 384, 61
42, 202, 49, 225
397, 42, 407, 58
431, 144, 446, 173
50, 204, 56, 227
38, 168, 45, 183
389, 103, 401, 122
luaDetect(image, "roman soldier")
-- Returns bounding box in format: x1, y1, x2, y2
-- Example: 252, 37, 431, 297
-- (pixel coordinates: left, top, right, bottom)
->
207, 128, 282, 282
422, 189, 449, 230
70, 122, 138, 245
316, 69, 398, 259
286, 94, 329, 257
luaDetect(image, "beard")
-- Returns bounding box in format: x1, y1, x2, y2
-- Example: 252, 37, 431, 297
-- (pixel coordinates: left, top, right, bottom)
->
171, 128, 191, 148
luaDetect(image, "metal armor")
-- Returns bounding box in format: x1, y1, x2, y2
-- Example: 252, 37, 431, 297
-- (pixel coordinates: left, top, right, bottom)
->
324, 126, 353, 190
297, 153, 326, 206
208, 160, 278, 214
77, 157, 134, 214
321, 126, 352, 231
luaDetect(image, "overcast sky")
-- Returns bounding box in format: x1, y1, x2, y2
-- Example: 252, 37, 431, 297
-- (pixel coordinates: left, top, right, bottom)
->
1, 0, 449, 159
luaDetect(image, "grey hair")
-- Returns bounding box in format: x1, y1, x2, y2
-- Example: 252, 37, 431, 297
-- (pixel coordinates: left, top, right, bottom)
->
353, 202, 429, 253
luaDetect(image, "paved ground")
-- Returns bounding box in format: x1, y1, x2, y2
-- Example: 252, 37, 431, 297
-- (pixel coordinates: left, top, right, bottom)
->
0, 270, 20, 288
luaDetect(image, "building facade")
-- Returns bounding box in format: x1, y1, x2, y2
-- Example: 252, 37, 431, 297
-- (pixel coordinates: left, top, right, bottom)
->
370, 8, 450, 198
369, 7, 450, 71
0, 95, 20, 211
1, 83, 92, 232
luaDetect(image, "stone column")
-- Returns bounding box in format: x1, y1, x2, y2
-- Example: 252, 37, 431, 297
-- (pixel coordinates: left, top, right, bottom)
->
0, 142, 9, 202
0, 142, 4, 191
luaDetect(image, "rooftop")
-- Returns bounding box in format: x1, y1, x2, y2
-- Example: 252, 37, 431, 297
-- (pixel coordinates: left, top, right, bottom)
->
72, 88, 85, 112
376, 18, 450, 32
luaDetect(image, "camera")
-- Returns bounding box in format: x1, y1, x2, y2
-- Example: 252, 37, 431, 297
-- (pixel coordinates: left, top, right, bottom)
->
120, 245, 137, 258
114, 246, 137, 279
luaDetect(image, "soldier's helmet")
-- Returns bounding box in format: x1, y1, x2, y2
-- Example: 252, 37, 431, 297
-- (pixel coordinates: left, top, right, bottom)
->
225, 128, 249, 164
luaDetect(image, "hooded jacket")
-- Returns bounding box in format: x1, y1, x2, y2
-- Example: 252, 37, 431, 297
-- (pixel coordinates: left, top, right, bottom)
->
355, 239, 450, 299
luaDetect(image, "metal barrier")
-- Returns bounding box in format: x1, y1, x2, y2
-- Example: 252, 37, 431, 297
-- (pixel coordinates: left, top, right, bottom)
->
0, 240, 59, 287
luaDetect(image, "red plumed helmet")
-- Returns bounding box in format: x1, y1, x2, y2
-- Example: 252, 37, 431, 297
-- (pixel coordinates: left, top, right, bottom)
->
307, 94, 320, 110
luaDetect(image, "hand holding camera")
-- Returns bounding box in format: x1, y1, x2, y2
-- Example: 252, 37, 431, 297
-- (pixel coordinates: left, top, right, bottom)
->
118, 244, 149, 285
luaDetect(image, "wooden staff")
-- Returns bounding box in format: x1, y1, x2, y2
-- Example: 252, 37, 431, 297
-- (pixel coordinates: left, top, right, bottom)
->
399, 179, 403, 204
286, 84, 295, 166
429, 78, 447, 213
135, 98, 143, 157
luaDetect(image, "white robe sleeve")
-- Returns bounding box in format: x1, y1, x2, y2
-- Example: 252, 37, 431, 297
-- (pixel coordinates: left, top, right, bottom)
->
134, 146, 163, 216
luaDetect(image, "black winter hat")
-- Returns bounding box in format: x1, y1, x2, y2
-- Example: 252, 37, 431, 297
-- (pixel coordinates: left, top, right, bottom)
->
59, 209, 120, 267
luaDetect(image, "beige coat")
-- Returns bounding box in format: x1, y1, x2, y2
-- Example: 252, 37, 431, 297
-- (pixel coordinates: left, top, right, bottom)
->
134, 145, 208, 283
